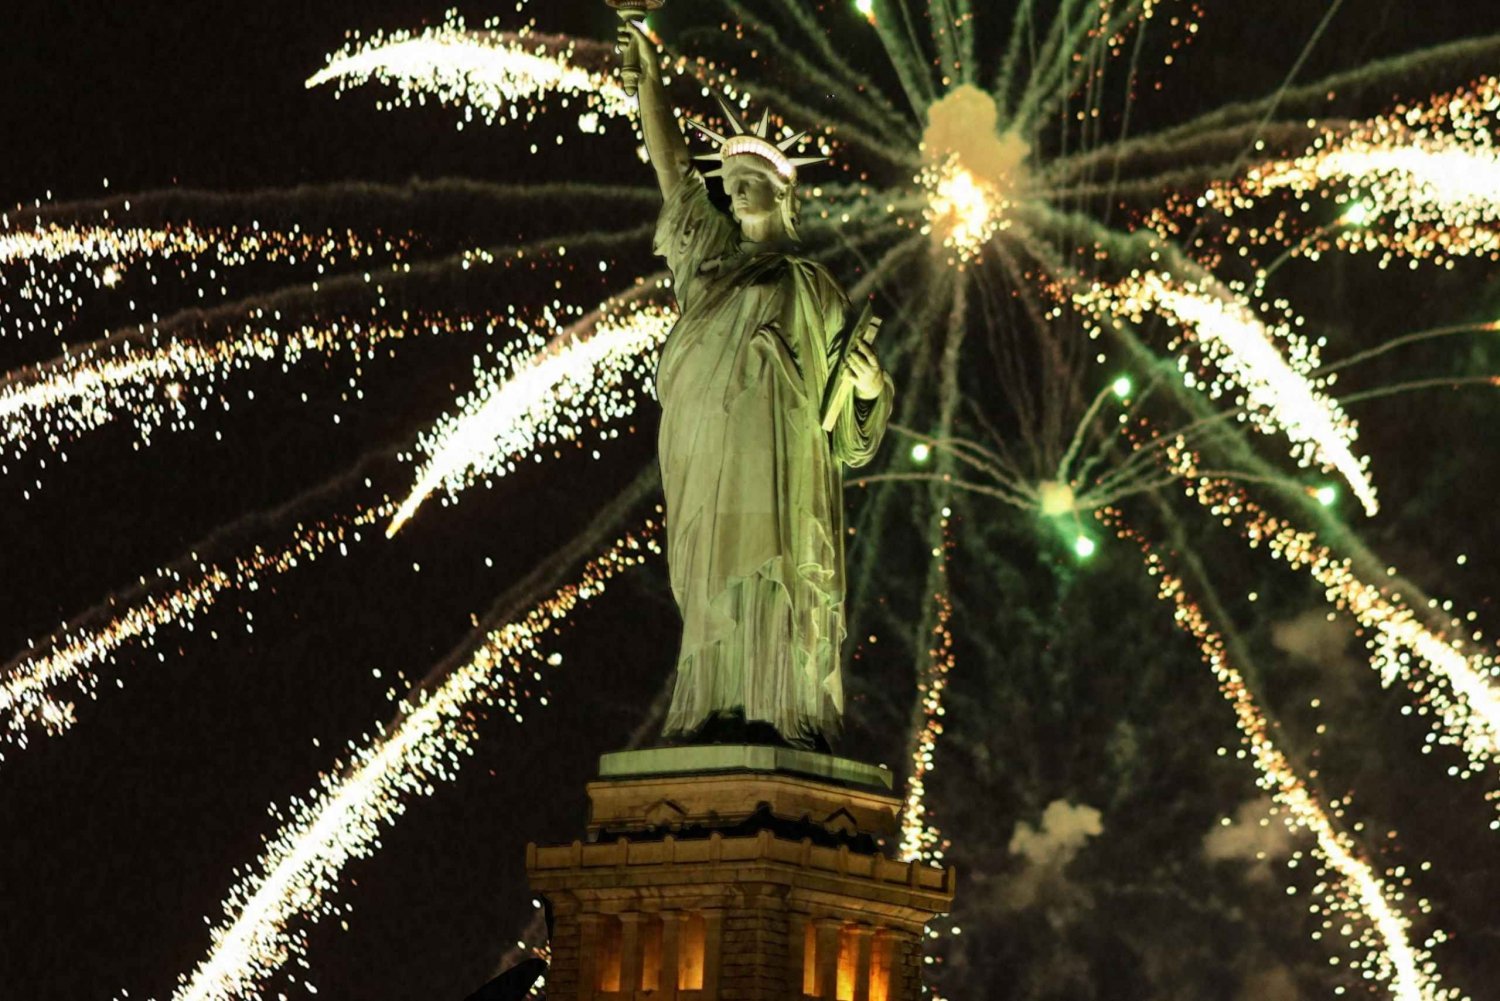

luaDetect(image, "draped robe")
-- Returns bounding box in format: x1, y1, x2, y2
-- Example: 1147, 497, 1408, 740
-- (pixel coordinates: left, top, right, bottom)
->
654, 168, 893, 746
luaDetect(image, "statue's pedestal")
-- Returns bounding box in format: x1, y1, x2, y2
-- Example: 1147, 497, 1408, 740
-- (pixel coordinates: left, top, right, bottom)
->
526, 745, 955, 1001
588, 745, 900, 840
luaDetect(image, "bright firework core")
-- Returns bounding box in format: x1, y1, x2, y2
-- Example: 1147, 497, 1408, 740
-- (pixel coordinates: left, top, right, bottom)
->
1038, 479, 1077, 516
921, 86, 1029, 262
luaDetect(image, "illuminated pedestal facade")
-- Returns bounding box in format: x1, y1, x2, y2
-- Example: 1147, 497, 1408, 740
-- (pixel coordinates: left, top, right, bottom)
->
526, 746, 955, 1001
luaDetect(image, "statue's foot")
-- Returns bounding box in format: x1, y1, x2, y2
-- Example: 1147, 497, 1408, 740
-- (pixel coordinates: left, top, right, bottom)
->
691, 713, 778, 746
673, 712, 834, 754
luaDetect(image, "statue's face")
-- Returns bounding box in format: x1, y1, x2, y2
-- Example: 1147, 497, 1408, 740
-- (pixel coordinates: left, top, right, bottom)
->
723, 158, 782, 228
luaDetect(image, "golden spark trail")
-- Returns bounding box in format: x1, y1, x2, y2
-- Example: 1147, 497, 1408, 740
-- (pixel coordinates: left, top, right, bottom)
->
306, 13, 633, 129
0, 223, 375, 268
0, 503, 393, 757
1120, 522, 1462, 1001
306, 13, 832, 168
1, 312, 478, 456
1158, 77, 1500, 266
1190, 476, 1500, 794
388, 299, 672, 535
1254, 77, 1499, 263
898, 515, 955, 864
0, 222, 394, 342
1078, 273, 1378, 515
173, 526, 659, 1001
0, 224, 227, 269
0, 310, 480, 459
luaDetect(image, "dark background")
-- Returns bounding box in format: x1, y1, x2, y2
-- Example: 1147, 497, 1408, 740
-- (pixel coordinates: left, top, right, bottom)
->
1, 2, 1499, 1000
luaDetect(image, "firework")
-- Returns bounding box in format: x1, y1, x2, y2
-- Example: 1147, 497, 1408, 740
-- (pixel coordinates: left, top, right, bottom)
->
0, 222, 380, 271
1077, 273, 1377, 515
898, 513, 955, 865
1, 311, 471, 463
1135, 533, 1463, 1001
169, 5, 1500, 996
388, 293, 672, 534
1, 500, 392, 757
0, 219, 398, 345
1189, 475, 1500, 797
897, 277, 968, 867
307, 14, 634, 131
922, 155, 1006, 264
1153, 77, 1500, 268
172, 524, 658, 1001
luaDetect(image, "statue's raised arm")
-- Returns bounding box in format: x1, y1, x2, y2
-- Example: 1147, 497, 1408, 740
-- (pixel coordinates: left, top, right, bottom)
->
616, 21, 691, 200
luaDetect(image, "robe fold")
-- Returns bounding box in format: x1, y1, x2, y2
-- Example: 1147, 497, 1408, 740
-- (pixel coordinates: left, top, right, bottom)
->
654, 168, 893, 746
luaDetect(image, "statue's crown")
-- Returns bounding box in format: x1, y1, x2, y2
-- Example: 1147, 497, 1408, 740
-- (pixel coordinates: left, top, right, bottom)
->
687, 93, 826, 182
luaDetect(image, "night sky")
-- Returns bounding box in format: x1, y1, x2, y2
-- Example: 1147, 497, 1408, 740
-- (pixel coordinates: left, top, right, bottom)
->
2, 2, 1500, 1000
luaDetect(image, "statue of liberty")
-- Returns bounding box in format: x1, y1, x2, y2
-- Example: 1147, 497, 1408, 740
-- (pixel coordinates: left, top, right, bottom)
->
617, 22, 894, 750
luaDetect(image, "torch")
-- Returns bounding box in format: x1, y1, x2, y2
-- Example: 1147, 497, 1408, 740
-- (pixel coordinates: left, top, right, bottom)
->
605, 0, 665, 97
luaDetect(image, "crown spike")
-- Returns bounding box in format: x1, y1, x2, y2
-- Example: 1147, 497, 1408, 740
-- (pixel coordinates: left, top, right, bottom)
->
686, 119, 727, 145
712, 92, 747, 135
776, 130, 808, 152
687, 94, 825, 183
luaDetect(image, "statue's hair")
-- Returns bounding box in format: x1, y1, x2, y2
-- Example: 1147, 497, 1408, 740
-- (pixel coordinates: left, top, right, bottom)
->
776, 177, 802, 242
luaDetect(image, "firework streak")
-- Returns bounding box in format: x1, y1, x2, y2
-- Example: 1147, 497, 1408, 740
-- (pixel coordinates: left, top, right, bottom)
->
1118, 521, 1464, 1001
306, 14, 633, 128
0, 502, 393, 758
305, 8, 851, 180
1190, 476, 1500, 801
1077, 273, 1377, 515
171, 525, 659, 1001
0, 221, 395, 343
898, 516, 955, 864
388, 296, 672, 534
1, 312, 472, 458
0, 222, 381, 270
1158, 77, 1500, 266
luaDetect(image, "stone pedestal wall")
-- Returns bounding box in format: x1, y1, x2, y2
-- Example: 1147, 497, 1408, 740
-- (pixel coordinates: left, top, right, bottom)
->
525, 748, 955, 1001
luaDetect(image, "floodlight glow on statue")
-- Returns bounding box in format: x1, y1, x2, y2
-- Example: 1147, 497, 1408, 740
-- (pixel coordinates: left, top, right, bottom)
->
616, 20, 893, 750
